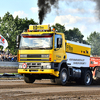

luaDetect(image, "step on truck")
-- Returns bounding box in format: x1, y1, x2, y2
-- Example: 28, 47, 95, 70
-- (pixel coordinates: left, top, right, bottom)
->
16, 25, 92, 85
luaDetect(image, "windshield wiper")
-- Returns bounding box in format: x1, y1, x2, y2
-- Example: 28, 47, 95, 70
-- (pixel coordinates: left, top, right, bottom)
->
38, 47, 52, 49
21, 46, 30, 48
20, 46, 52, 49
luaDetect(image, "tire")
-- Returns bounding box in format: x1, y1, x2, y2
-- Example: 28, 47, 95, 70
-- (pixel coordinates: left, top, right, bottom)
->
82, 70, 92, 86
23, 74, 35, 83
55, 67, 68, 85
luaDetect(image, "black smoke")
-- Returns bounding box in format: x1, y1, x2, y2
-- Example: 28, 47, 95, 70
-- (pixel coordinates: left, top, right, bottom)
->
37, 0, 59, 24
93, 0, 100, 19
37, 0, 100, 24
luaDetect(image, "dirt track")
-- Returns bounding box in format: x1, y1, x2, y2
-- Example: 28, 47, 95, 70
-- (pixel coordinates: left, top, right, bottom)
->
0, 79, 100, 100
0, 67, 18, 73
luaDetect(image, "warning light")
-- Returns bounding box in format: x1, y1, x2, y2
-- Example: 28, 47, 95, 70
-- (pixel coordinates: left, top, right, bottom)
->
49, 54, 52, 61
53, 28, 55, 32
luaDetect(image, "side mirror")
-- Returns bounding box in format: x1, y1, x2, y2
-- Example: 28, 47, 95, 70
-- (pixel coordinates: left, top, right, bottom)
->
57, 38, 62, 48
16, 35, 20, 48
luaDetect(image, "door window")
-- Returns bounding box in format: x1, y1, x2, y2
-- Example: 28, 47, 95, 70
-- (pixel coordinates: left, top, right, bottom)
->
54, 34, 62, 48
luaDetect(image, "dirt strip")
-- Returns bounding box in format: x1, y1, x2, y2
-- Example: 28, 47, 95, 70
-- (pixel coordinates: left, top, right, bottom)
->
0, 80, 100, 100
0, 67, 18, 73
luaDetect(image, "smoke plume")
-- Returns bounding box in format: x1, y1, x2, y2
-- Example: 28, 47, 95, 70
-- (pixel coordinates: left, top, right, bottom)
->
37, 0, 100, 24
37, 0, 59, 24
93, 0, 100, 19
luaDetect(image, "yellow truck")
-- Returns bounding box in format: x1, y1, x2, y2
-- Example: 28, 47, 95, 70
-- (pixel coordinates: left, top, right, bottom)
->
16, 25, 92, 85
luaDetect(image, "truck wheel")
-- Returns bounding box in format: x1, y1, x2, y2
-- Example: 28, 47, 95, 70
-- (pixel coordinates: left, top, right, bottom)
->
23, 74, 35, 83
82, 70, 92, 86
55, 67, 68, 85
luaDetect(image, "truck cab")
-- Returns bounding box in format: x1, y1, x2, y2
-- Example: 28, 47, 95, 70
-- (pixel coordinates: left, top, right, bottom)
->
17, 25, 92, 86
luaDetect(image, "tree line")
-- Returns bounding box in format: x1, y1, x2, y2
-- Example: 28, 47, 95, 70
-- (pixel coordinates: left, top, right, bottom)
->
0, 12, 99, 56
0, 12, 38, 54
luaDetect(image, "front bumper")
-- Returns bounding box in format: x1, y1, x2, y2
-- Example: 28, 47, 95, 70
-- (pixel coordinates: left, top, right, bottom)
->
18, 69, 59, 77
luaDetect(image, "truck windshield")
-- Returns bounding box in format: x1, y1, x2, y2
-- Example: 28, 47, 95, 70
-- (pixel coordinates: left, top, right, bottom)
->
19, 35, 53, 49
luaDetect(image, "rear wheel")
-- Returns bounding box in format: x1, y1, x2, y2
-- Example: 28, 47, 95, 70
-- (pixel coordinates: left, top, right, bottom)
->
55, 67, 68, 85
82, 70, 92, 85
23, 74, 35, 83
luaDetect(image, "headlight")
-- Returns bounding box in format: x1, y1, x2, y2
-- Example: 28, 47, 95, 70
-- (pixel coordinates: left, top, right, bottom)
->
20, 54, 27, 58
41, 63, 51, 69
19, 63, 27, 68
41, 54, 49, 58
19, 63, 23, 68
46, 65, 51, 69
19, 64, 22, 68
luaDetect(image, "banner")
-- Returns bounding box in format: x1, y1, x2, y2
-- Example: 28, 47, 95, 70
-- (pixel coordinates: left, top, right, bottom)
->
0, 34, 8, 50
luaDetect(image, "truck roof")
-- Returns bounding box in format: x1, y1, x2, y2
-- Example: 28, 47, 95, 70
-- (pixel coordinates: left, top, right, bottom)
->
66, 40, 91, 48
66, 40, 91, 57
21, 31, 54, 36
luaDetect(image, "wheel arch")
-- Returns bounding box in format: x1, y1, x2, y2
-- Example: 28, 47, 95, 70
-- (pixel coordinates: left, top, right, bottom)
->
58, 60, 69, 72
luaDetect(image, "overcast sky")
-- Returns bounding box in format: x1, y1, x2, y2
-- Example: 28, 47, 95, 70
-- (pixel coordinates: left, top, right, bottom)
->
0, 0, 100, 40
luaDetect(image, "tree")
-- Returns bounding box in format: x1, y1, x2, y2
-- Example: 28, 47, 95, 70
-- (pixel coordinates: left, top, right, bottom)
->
52, 23, 88, 44
87, 31, 100, 56
52, 23, 65, 33
65, 28, 85, 43
0, 12, 38, 54
0, 12, 16, 53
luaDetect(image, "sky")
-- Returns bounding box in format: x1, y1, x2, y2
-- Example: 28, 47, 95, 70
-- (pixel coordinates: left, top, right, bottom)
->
0, 0, 100, 40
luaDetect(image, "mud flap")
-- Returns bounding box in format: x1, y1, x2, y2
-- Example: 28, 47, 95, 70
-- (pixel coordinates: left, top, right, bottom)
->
95, 67, 100, 78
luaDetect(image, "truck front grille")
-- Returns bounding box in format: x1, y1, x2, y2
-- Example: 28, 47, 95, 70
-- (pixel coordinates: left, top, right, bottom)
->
27, 54, 41, 58
26, 63, 42, 69
20, 54, 49, 62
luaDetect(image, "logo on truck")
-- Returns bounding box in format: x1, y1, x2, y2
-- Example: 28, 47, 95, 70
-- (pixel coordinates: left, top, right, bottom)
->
67, 45, 73, 51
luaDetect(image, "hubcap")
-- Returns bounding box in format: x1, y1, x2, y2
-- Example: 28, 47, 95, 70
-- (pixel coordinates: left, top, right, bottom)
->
86, 73, 90, 84
62, 70, 67, 82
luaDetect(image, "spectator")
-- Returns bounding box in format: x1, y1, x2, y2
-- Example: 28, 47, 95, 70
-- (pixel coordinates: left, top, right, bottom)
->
11, 56, 14, 62
0, 54, 2, 61
0, 49, 1, 54
5, 50, 9, 55
14, 55, 17, 62
5, 55, 9, 61
8, 55, 12, 61
0, 50, 17, 62
1, 54, 4, 61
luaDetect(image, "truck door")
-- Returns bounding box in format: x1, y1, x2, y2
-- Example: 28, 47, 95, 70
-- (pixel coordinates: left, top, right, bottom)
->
53, 34, 65, 63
